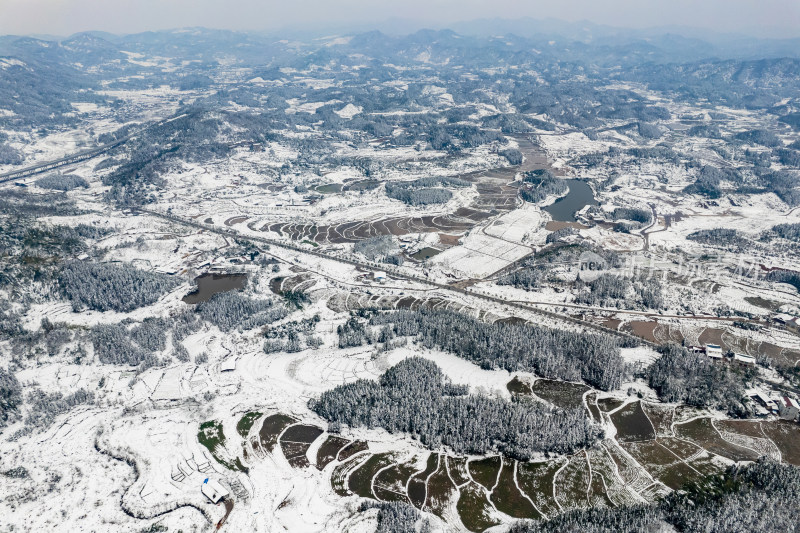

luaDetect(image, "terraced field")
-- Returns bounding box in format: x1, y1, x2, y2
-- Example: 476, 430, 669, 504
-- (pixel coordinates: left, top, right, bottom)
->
215, 401, 800, 531
530, 379, 589, 409
255, 137, 544, 246
619, 321, 800, 366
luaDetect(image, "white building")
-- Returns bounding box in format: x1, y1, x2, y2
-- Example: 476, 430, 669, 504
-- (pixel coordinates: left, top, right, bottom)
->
201, 478, 229, 504
733, 353, 756, 366
705, 344, 724, 359
373, 271, 387, 283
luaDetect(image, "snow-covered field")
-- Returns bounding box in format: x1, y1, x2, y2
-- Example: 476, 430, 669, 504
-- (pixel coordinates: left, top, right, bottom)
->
4, 42, 800, 533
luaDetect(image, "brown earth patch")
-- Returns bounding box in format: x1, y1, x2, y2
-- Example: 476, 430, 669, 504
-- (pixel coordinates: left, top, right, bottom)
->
545, 221, 589, 231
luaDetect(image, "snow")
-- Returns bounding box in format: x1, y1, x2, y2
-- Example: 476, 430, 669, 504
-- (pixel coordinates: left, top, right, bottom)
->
334, 104, 363, 119
285, 99, 342, 114
4, 50, 800, 533
619, 346, 660, 366
324, 36, 353, 47
483, 204, 546, 245
0, 57, 25, 69
431, 231, 532, 279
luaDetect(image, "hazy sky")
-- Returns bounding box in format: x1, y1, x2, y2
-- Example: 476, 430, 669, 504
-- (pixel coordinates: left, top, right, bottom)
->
1, 0, 799, 38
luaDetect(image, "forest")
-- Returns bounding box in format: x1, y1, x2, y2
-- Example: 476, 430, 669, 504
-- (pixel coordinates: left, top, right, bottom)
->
91, 323, 158, 367
34, 174, 90, 191
0, 367, 21, 428
576, 274, 665, 311
196, 290, 288, 332
263, 316, 321, 353
519, 169, 567, 204
688, 228, 750, 249
368, 309, 624, 390
499, 245, 609, 291
769, 222, 800, 242
310, 357, 601, 458
384, 177, 469, 206
353, 235, 400, 262
0, 142, 23, 165
611, 207, 652, 225
58, 261, 182, 312
647, 345, 749, 416
359, 501, 430, 533
766, 269, 800, 293
0, 215, 106, 293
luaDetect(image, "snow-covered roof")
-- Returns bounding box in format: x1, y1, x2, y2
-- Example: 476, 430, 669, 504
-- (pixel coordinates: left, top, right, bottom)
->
705, 344, 723, 356
201, 478, 228, 504
751, 391, 777, 408
733, 353, 756, 365
220, 358, 237, 372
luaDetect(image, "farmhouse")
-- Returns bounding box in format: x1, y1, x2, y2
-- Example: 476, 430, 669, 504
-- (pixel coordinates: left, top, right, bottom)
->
747, 389, 779, 415
784, 396, 800, 410
201, 478, 229, 504
779, 396, 800, 421
733, 353, 756, 366
772, 313, 800, 330
704, 344, 724, 359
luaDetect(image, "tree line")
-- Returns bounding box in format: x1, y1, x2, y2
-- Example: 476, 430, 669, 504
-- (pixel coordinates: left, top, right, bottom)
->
368, 308, 625, 390
310, 358, 602, 459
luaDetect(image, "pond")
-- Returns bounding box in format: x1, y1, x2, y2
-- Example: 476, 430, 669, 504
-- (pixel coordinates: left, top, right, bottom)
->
543, 179, 598, 222
315, 183, 342, 194
182, 273, 248, 304
411, 247, 441, 261
343, 179, 380, 192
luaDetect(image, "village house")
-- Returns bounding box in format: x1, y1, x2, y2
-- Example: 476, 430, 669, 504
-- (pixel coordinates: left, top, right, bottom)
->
201, 478, 229, 504
747, 388, 780, 415
779, 396, 800, 421
733, 353, 756, 367
772, 313, 800, 331
704, 344, 724, 360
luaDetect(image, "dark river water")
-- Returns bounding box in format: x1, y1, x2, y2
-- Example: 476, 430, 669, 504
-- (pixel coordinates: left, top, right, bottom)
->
543, 179, 598, 222
182, 273, 248, 304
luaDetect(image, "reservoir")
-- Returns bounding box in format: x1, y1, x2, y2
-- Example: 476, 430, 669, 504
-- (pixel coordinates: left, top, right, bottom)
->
543, 179, 598, 222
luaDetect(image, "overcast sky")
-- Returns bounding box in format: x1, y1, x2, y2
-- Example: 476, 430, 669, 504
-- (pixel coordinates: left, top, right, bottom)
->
2, 0, 799, 38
